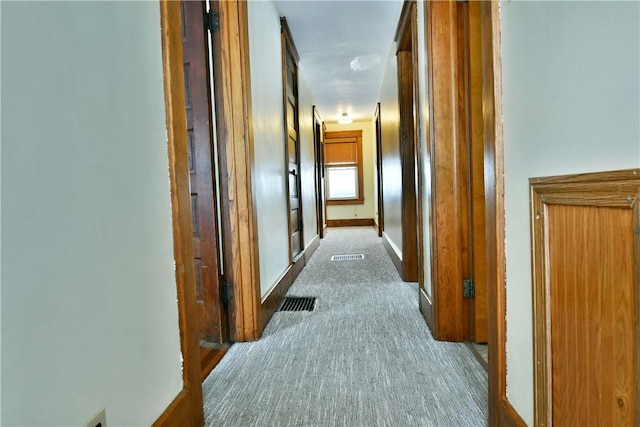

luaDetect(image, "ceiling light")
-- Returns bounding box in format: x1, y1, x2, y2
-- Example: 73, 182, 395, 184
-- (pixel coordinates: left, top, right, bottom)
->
350, 54, 381, 72
338, 113, 353, 125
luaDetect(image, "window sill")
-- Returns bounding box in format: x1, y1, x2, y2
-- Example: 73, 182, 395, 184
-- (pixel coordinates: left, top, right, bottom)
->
327, 198, 365, 206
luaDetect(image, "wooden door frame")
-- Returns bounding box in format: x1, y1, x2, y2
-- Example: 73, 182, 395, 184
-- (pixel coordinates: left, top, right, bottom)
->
313, 106, 326, 238
396, 0, 420, 283
281, 17, 303, 261
155, 0, 262, 424
478, 2, 525, 426
374, 102, 385, 238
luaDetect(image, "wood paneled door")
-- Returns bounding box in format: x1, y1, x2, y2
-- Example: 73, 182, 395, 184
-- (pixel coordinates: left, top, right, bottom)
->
181, 0, 227, 345
531, 169, 640, 426
282, 18, 303, 259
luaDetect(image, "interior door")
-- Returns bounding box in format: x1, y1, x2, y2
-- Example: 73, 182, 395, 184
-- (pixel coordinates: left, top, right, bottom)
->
181, 0, 226, 344
283, 39, 303, 258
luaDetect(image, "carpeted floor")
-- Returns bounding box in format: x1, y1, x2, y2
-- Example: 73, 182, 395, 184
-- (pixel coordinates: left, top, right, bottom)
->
202, 227, 488, 426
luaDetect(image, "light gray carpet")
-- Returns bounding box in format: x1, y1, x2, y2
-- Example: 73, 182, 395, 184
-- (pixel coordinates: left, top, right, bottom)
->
203, 227, 488, 426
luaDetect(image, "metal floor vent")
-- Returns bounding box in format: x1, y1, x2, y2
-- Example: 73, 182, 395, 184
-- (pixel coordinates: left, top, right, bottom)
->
330, 253, 365, 261
277, 297, 316, 312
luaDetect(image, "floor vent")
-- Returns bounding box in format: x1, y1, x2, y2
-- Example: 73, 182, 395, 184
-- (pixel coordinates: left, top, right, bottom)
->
277, 297, 316, 312
330, 253, 365, 261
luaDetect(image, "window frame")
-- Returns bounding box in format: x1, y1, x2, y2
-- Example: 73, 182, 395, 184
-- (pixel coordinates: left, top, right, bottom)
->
324, 130, 364, 205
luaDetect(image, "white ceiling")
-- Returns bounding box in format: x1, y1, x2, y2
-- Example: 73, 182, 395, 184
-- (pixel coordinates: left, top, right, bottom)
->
273, 0, 404, 123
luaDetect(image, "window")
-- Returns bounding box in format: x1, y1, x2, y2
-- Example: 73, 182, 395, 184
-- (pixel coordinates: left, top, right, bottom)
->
324, 130, 364, 205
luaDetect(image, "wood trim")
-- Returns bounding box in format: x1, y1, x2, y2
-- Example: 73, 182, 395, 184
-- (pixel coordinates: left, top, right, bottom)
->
261, 234, 320, 328
480, 1, 507, 425
280, 17, 300, 63
374, 103, 385, 238
467, 0, 487, 343
425, 0, 468, 341
395, 0, 417, 51
327, 198, 365, 206
383, 232, 403, 278
155, 1, 203, 425
499, 399, 528, 427
530, 169, 640, 426
397, 2, 419, 283
324, 130, 364, 206
153, 389, 192, 427
326, 218, 375, 227
419, 287, 435, 333
199, 344, 229, 382
213, 0, 262, 342
313, 106, 325, 238
304, 234, 320, 264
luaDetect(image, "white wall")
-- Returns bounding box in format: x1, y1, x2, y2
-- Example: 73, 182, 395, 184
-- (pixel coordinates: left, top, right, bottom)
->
1, 2, 183, 425
325, 121, 377, 221
248, 0, 290, 297
248, 1, 319, 298
500, 1, 640, 423
298, 76, 319, 247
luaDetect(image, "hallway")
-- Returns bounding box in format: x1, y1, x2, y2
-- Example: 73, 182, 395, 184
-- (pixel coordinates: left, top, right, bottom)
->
202, 227, 487, 426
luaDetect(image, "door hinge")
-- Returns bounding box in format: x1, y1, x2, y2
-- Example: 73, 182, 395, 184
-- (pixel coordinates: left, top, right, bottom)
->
463, 279, 475, 298
205, 11, 219, 32
220, 282, 233, 306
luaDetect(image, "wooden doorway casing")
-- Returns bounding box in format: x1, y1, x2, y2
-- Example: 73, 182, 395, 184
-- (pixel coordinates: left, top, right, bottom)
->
477, 1, 524, 426
281, 18, 303, 260
313, 106, 327, 238
155, 0, 262, 424
374, 102, 385, 238
158, 0, 510, 425
395, 0, 420, 283
414, 0, 489, 344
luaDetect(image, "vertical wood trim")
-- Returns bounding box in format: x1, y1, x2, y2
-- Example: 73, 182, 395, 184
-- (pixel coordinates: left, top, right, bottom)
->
313, 106, 324, 238
456, 0, 473, 341
635, 199, 640, 427
281, 27, 294, 262
467, 0, 488, 343
480, 1, 508, 425
411, 2, 425, 291
156, 1, 203, 425
426, 0, 467, 341
374, 103, 385, 237
397, 2, 419, 283
215, 0, 261, 341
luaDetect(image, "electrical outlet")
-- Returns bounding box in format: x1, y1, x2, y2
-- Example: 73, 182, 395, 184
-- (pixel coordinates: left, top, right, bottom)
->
83, 408, 107, 427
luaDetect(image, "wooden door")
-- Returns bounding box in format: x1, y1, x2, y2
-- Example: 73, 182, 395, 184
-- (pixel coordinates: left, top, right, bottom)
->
282, 21, 303, 258
531, 170, 640, 426
181, 0, 226, 343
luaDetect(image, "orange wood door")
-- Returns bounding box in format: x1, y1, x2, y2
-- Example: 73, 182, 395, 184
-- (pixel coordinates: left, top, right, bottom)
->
181, 0, 226, 343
